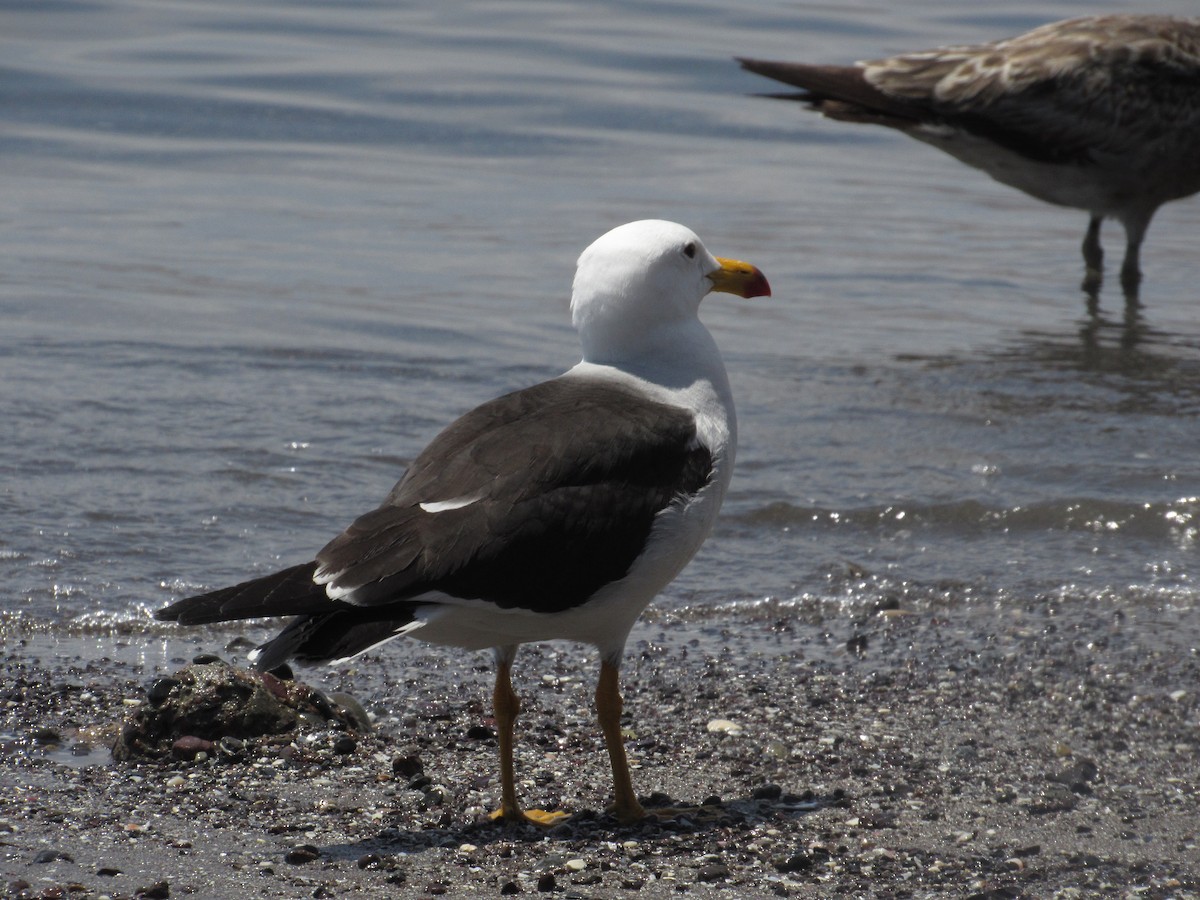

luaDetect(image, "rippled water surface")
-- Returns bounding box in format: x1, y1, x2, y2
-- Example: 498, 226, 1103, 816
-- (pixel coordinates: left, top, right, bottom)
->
4, 0, 1199, 640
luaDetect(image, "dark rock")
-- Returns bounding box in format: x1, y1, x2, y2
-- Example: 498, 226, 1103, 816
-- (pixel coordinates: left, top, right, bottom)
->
191, 653, 221, 665
32, 850, 72, 864
96, 867, 122, 877
332, 735, 357, 755
170, 736, 214, 760
357, 853, 383, 870
500, 881, 522, 894
536, 872, 557, 892
466, 724, 494, 740
426, 883, 449, 896
392, 753, 424, 778
30, 727, 61, 745
146, 678, 180, 706
752, 783, 783, 801
773, 852, 814, 873
135, 881, 170, 899
285, 844, 320, 864
217, 735, 245, 759
697, 862, 730, 883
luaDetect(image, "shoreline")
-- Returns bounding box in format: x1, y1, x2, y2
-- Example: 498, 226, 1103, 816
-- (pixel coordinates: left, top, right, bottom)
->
3, 597, 1198, 898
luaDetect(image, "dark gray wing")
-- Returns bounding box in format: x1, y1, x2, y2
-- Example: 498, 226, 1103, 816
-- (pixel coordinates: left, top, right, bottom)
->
157, 376, 714, 664
315, 376, 713, 614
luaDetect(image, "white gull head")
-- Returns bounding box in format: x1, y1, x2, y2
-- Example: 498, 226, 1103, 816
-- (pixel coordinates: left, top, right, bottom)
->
569, 220, 769, 368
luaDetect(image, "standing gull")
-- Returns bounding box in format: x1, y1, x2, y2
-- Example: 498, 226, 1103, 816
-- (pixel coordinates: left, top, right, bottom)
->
739, 15, 1200, 295
156, 220, 770, 825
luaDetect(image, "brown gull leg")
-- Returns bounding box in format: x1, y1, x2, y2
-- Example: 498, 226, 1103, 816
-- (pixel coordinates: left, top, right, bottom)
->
1118, 211, 1152, 300
1081, 214, 1105, 295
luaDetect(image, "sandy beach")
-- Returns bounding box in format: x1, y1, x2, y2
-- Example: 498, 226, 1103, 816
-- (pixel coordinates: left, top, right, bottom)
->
3, 596, 1198, 899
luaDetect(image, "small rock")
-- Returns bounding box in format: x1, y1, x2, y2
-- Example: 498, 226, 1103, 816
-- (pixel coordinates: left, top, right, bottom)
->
706, 719, 743, 736
697, 862, 730, 883
217, 736, 245, 759
331, 735, 356, 755
773, 852, 813, 873
170, 736, 214, 761
537, 872, 557, 892
500, 881, 522, 895
426, 883, 449, 896
357, 853, 383, 870
392, 753, 423, 778
752, 784, 783, 801
285, 845, 320, 865
31, 727, 62, 745
466, 724, 494, 740
146, 678, 180, 706
564, 858, 586, 872
136, 881, 170, 899
33, 850, 72, 864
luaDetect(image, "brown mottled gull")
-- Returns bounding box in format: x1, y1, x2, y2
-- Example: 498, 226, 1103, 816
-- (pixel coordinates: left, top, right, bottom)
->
740, 15, 1200, 294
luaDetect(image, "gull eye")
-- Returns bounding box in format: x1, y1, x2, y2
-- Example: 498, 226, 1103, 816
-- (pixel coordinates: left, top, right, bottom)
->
683, 242, 697, 259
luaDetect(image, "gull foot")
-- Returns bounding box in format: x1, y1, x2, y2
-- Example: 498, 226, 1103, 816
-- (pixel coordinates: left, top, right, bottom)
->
490, 807, 572, 827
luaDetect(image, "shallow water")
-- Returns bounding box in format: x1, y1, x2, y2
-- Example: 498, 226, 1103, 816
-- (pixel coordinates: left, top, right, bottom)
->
3, 0, 1199, 644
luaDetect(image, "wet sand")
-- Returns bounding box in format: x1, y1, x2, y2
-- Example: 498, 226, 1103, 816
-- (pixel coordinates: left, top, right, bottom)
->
3, 596, 1198, 898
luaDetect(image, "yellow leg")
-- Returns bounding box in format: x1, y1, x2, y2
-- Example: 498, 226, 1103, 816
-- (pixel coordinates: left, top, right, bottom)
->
488, 658, 570, 827
596, 659, 646, 823
492, 658, 523, 821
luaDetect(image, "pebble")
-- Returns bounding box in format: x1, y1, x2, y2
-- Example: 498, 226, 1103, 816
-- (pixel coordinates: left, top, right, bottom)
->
145, 678, 180, 706
33, 850, 72, 864
564, 858, 586, 872
170, 736, 214, 761
697, 862, 730, 882
284, 844, 320, 864
392, 753, 423, 778
752, 783, 783, 801
706, 718, 743, 736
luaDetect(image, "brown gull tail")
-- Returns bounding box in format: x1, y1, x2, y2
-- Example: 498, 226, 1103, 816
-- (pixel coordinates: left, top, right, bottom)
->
736, 58, 925, 127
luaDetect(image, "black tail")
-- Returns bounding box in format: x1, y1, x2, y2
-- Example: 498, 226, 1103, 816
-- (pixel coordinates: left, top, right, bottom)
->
250, 608, 417, 670
156, 561, 332, 625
